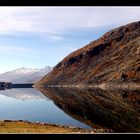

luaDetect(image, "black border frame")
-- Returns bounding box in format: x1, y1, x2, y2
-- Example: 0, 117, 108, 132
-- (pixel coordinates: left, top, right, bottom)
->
0, 0, 140, 6
0, 0, 140, 140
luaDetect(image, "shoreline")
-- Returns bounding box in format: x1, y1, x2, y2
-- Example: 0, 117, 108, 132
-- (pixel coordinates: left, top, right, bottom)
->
34, 82, 140, 90
0, 120, 113, 134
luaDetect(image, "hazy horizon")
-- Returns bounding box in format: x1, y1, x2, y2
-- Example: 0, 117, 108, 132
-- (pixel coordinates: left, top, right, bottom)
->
0, 6, 140, 74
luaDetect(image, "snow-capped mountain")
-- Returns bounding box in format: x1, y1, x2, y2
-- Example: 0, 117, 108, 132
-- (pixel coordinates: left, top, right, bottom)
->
0, 66, 52, 83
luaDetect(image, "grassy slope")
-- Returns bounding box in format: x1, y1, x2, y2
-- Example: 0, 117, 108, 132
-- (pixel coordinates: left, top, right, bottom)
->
0, 121, 111, 133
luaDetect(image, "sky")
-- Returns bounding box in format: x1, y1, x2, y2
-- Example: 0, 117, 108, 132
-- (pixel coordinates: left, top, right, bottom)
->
0, 6, 140, 74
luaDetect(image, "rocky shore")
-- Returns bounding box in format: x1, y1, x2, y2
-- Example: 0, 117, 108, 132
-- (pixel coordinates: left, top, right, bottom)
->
35, 82, 140, 91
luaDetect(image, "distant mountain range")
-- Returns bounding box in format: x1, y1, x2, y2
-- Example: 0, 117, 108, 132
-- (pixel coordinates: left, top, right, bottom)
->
37, 21, 140, 86
0, 66, 52, 83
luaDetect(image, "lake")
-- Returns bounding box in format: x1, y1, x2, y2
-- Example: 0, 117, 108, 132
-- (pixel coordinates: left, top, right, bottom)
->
0, 88, 90, 129
0, 87, 140, 132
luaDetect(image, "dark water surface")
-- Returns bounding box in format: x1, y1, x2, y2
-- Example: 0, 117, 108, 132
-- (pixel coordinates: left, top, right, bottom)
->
0, 87, 140, 132
38, 87, 140, 132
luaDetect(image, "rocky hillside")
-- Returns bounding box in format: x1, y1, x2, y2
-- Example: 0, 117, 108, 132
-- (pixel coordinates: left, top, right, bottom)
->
37, 21, 140, 86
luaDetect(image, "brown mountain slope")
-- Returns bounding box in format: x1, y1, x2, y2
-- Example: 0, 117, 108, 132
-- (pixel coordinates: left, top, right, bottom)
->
37, 21, 140, 86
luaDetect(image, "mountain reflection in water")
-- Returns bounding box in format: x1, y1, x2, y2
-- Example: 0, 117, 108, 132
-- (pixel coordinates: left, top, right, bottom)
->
37, 87, 140, 132
0, 88, 48, 100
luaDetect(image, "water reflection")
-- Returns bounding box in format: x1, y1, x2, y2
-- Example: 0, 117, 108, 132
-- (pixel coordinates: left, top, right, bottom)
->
0, 88, 90, 128
0, 88, 48, 100
38, 87, 140, 132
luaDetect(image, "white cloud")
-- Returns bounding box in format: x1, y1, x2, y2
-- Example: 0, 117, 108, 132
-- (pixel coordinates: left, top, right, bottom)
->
0, 45, 30, 53
0, 7, 140, 38
0, 6, 140, 73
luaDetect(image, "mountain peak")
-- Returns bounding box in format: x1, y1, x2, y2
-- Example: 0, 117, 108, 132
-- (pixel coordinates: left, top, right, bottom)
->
0, 66, 52, 83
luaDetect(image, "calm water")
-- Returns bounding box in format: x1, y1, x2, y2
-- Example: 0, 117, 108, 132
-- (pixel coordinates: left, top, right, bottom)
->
0, 87, 140, 132
0, 88, 90, 129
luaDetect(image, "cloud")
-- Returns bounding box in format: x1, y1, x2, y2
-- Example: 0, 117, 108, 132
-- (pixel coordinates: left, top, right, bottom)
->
0, 45, 30, 54
1, 6, 140, 73
0, 6, 140, 37
48, 34, 64, 41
